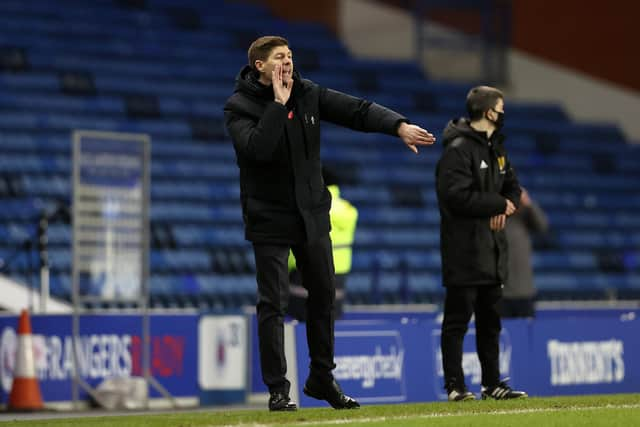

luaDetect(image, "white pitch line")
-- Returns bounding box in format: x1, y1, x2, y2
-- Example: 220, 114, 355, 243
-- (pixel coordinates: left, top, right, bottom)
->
217, 403, 640, 427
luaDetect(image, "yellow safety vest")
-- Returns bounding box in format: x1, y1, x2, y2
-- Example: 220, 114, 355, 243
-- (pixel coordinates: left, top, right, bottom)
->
288, 185, 358, 274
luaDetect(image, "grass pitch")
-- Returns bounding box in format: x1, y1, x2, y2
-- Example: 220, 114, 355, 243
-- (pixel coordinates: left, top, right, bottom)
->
1, 394, 638, 427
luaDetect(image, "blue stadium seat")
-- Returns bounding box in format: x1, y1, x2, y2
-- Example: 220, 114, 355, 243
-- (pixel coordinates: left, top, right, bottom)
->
407, 273, 442, 296
532, 252, 598, 271
345, 272, 373, 296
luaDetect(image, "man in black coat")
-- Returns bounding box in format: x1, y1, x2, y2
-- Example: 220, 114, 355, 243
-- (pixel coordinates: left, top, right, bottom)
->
224, 36, 435, 411
435, 86, 527, 401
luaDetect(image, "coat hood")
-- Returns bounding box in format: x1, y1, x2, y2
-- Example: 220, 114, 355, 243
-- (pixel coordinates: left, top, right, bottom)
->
442, 118, 487, 147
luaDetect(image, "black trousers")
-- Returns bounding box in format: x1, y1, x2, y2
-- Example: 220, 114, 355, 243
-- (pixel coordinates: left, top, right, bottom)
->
253, 235, 336, 394
287, 272, 346, 322
441, 285, 502, 389
499, 297, 535, 318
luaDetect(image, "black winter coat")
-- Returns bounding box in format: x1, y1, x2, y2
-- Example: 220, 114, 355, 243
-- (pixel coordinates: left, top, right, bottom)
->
435, 118, 521, 287
224, 66, 407, 244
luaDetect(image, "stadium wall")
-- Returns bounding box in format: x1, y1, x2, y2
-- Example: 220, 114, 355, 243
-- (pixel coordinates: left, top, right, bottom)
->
1, 310, 637, 408
253, 0, 640, 141
339, 0, 640, 141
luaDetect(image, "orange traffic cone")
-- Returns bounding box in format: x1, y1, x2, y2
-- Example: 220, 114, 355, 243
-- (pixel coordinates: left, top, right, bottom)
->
8, 309, 44, 411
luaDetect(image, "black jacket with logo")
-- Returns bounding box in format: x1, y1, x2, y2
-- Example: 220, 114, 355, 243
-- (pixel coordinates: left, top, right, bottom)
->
224, 66, 407, 244
435, 118, 521, 287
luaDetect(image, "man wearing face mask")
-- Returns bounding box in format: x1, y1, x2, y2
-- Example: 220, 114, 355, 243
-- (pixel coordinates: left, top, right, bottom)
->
435, 86, 527, 401
224, 36, 436, 411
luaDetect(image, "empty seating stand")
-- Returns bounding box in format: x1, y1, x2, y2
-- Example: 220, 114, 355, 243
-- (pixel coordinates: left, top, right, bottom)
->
0, 0, 638, 309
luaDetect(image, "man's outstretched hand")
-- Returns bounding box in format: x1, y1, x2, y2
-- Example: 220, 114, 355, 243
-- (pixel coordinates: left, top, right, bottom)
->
397, 122, 436, 153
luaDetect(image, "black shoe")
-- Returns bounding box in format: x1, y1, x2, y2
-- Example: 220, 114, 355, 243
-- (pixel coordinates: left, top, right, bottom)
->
446, 385, 476, 402
481, 378, 528, 400
268, 392, 297, 411
303, 376, 360, 409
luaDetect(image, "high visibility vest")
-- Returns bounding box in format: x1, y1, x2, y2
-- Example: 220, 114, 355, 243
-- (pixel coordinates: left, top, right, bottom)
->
288, 185, 358, 274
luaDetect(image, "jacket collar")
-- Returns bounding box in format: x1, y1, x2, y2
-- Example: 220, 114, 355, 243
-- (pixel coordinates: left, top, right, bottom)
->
442, 117, 505, 147
234, 65, 304, 101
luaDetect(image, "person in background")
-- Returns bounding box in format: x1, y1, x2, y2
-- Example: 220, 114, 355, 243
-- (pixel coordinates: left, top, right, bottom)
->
288, 170, 358, 322
435, 85, 528, 402
224, 35, 436, 411
501, 187, 549, 318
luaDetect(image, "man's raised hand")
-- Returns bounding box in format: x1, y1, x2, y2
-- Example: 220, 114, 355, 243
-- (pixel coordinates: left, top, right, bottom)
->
397, 122, 436, 154
272, 64, 293, 105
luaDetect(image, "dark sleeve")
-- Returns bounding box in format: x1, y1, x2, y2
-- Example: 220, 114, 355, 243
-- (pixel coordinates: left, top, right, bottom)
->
500, 158, 522, 208
224, 100, 288, 162
523, 200, 549, 233
437, 146, 507, 218
318, 87, 407, 136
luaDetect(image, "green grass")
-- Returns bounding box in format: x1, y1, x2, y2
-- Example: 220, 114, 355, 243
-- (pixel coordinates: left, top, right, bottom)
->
2, 394, 639, 427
